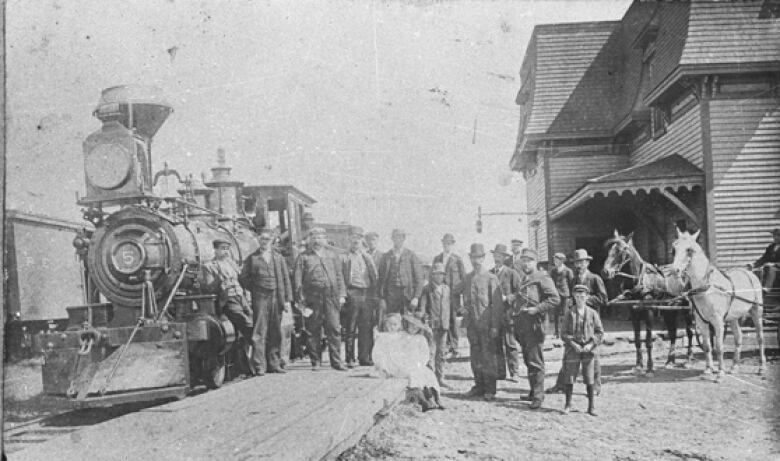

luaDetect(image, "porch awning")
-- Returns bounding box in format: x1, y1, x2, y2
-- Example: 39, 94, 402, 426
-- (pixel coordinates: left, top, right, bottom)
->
549, 154, 704, 220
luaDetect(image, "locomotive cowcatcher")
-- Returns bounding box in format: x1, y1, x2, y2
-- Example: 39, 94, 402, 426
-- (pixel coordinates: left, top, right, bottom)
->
37, 85, 314, 407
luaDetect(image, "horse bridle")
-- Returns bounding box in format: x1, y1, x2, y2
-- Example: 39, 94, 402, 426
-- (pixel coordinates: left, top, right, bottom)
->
607, 240, 635, 279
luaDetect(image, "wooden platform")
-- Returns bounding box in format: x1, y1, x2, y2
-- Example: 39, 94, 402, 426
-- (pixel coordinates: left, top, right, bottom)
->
10, 363, 407, 461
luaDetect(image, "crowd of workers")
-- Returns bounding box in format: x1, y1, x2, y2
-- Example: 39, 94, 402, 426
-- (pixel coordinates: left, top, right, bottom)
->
201, 225, 628, 416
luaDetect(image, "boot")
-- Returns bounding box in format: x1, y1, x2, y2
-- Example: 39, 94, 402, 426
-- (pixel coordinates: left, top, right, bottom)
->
563, 384, 573, 414
587, 385, 597, 416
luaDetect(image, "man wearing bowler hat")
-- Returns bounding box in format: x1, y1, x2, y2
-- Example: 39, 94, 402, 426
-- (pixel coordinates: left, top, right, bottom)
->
460, 243, 505, 401
512, 248, 559, 409
432, 233, 466, 357
340, 226, 378, 367
378, 229, 424, 323
489, 243, 521, 381
201, 237, 256, 375
293, 227, 348, 370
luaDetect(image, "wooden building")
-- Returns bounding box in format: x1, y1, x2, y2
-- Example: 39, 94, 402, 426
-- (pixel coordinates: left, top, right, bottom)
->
510, 0, 780, 274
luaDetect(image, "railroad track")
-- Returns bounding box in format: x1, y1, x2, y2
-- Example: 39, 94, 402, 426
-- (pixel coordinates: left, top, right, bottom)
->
2, 398, 176, 455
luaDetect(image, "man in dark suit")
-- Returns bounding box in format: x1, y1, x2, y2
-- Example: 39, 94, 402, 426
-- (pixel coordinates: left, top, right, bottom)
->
508, 238, 524, 271
432, 233, 466, 357
239, 230, 293, 375
377, 229, 424, 323
751, 228, 780, 292
489, 244, 522, 381
341, 226, 378, 367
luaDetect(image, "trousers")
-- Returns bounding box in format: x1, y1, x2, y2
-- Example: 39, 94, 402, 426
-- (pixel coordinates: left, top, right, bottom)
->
304, 289, 343, 368
342, 288, 373, 364
467, 326, 499, 395
251, 289, 284, 373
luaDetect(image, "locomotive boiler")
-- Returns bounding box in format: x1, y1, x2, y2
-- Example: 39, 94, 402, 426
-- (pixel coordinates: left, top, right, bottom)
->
38, 85, 292, 406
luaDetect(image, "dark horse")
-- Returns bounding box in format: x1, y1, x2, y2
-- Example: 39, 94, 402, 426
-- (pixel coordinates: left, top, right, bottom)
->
603, 230, 695, 375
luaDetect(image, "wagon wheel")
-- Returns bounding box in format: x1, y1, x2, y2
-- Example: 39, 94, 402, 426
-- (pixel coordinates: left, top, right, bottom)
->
203, 354, 226, 389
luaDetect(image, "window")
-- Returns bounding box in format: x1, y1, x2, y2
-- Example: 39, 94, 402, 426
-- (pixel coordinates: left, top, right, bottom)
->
651, 106, 669, 139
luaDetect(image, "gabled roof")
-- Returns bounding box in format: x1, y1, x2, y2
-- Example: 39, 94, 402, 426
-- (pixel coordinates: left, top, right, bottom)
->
549, 154, 704, 220
681, 0, 780, 66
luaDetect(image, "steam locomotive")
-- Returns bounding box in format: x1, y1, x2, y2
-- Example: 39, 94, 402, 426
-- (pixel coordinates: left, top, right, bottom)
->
38, 85, 315, 406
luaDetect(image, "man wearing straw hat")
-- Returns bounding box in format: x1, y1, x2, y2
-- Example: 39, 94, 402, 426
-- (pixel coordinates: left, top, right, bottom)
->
460, 243, 505, 401
512, 248, 559, 409
432, 233, 466, 358
378, 228, 424, 323
489, 243, 521, 382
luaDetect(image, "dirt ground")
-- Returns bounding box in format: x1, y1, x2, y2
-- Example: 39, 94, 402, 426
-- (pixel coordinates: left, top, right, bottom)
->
341, 332, 780, 461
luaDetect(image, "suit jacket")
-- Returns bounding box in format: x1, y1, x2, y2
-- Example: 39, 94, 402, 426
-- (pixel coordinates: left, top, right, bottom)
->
432, 252, 465, 309
341, 250, 378, 291
755, 243, 780, 267
378, 248, 424, 300
293, 248, 346, 303
458, 269, 504, 333
417, 282, 451, 330
514, 268, 560, 341
489, 265, 523, 313
550, 265, 574, 298
239, 250, 292, 311
570, 269, 608, 309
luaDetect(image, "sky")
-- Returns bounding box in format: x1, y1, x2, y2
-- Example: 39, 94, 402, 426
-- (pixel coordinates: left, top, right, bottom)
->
5, 0, 631, 262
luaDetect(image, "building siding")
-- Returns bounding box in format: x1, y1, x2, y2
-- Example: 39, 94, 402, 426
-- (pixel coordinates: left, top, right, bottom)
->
548, 152, 629, 207
630, 105, 703, 168
710, 97, 780, 266
526, 158, 548, 260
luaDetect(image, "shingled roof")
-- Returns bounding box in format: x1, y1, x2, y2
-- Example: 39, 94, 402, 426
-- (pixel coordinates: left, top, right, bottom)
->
681, 0, 780, 67
522, 21, 619, 137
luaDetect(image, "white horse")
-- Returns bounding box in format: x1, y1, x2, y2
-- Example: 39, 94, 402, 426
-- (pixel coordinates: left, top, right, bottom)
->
670, 229, 766, 378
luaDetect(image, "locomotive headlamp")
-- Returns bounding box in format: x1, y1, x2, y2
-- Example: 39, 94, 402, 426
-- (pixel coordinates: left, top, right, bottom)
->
85, 142, 133, 190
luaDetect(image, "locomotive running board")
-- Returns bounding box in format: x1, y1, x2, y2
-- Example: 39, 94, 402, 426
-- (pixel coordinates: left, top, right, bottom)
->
45, 386, 190, 409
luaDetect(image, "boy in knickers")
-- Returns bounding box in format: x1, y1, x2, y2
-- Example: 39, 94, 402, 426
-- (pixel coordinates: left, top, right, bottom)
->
561, 284, 604, 416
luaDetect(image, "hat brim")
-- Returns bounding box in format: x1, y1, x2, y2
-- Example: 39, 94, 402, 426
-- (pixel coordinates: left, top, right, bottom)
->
490, 250, 511, 256
432, 270, 446, 274
574, 256, 593, 261
469, 252, 486, 257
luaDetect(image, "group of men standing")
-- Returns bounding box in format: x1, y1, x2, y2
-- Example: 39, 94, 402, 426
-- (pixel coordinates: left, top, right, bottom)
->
201, 224, 610, 415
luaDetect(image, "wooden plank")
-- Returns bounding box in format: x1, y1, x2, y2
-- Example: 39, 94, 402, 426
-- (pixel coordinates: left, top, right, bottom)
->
11, 365, 407, 461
